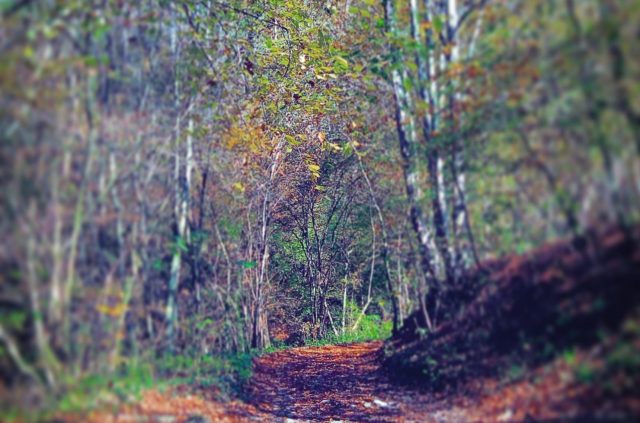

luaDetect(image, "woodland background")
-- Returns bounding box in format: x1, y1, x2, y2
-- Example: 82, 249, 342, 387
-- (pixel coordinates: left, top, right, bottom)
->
1, 0, 639, 418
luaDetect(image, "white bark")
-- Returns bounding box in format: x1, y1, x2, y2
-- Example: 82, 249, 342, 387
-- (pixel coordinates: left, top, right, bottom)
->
0, 324, 40, 383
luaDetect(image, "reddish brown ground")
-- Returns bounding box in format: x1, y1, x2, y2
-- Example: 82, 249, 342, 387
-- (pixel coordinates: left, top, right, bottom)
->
245, 341, 429, 422
67, 341, 436, 422
62, 338, 637, 422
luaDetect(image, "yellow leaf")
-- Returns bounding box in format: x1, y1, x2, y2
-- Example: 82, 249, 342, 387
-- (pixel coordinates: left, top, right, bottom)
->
442, 44, 454, 56
448, 62, 464, 76
96, 304, 111, 315
328, 142, 342, 152
96, 302, 126, 317
233, 182, 245, 193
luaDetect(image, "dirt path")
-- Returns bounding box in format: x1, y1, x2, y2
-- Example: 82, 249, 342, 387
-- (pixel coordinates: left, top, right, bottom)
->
238, 340, 619, 422
72, 341, 446, 423
67, 340, 619, 422
241, 341, 442, 422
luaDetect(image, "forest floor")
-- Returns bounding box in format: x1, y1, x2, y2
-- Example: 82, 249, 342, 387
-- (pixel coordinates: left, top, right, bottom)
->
61, 227, 640, 422
244, 341, 434, 421
63, 337, 637, 422
70, 341, 437, 422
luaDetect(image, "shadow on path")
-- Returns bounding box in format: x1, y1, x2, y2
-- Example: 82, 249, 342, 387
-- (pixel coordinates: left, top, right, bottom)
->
246, 341, 408, 422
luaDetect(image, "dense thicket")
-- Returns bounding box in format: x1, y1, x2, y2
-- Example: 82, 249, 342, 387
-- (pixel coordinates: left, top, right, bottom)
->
0, 0, 638, 409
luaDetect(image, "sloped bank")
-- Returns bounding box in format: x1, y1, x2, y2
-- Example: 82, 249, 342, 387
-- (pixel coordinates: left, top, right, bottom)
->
384, 225, 640, 419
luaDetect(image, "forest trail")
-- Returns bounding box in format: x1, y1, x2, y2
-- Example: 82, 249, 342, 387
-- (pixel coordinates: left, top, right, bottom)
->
73, 341, 450, 422
64, 332, 637, 422
243, 341, 435, 422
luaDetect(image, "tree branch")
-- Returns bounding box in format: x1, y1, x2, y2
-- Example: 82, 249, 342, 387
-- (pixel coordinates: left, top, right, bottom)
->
454, 0, 490, 35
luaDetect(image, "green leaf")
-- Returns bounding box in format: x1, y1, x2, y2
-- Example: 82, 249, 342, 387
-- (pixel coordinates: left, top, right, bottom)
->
22, 46, 34, 59
433, 15, 444, 34
332, 56, 349, 73
343, 142, 353, 156
0, 311, 27, 329
238, 260, 257, 269
285, 134, 300, 146
152, 259, 165, 271
196, 318, 214, 330
403, 76, 413, 92
172, 236, 188, 253
93, 23, 111, 41
83, 55, 99, 67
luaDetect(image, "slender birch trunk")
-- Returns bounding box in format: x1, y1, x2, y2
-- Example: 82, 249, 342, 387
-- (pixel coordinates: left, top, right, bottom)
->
63, 71, 98, 354
413, 0, 455, 285
385, 0, 439, 328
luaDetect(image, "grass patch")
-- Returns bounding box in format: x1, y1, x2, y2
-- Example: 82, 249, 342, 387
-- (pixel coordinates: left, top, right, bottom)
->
303, 316, 393, 347
156, 350, 255, 397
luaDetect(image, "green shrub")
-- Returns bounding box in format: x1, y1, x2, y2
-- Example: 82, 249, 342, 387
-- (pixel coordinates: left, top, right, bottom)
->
57, 361, 154, 413
304, 315, 393, 347
575, 363, 595, 383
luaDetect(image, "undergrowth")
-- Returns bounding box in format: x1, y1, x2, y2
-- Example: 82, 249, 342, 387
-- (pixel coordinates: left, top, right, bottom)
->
303, 315, 393, 347
3, 350, 256, 422
4, 316, 392, 421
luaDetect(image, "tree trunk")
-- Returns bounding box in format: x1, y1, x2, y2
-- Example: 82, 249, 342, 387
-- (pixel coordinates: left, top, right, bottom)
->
385, 0, 440, 326
413, 0, 456, 285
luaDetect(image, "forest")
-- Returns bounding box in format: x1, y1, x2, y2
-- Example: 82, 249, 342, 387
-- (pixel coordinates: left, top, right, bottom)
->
1, 0, 639, 421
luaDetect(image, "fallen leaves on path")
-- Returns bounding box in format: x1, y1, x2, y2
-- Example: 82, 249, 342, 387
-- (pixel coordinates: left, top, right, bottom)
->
247, 341, 403, 421
60, 337, 639, 422
61, 389, 254, 423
